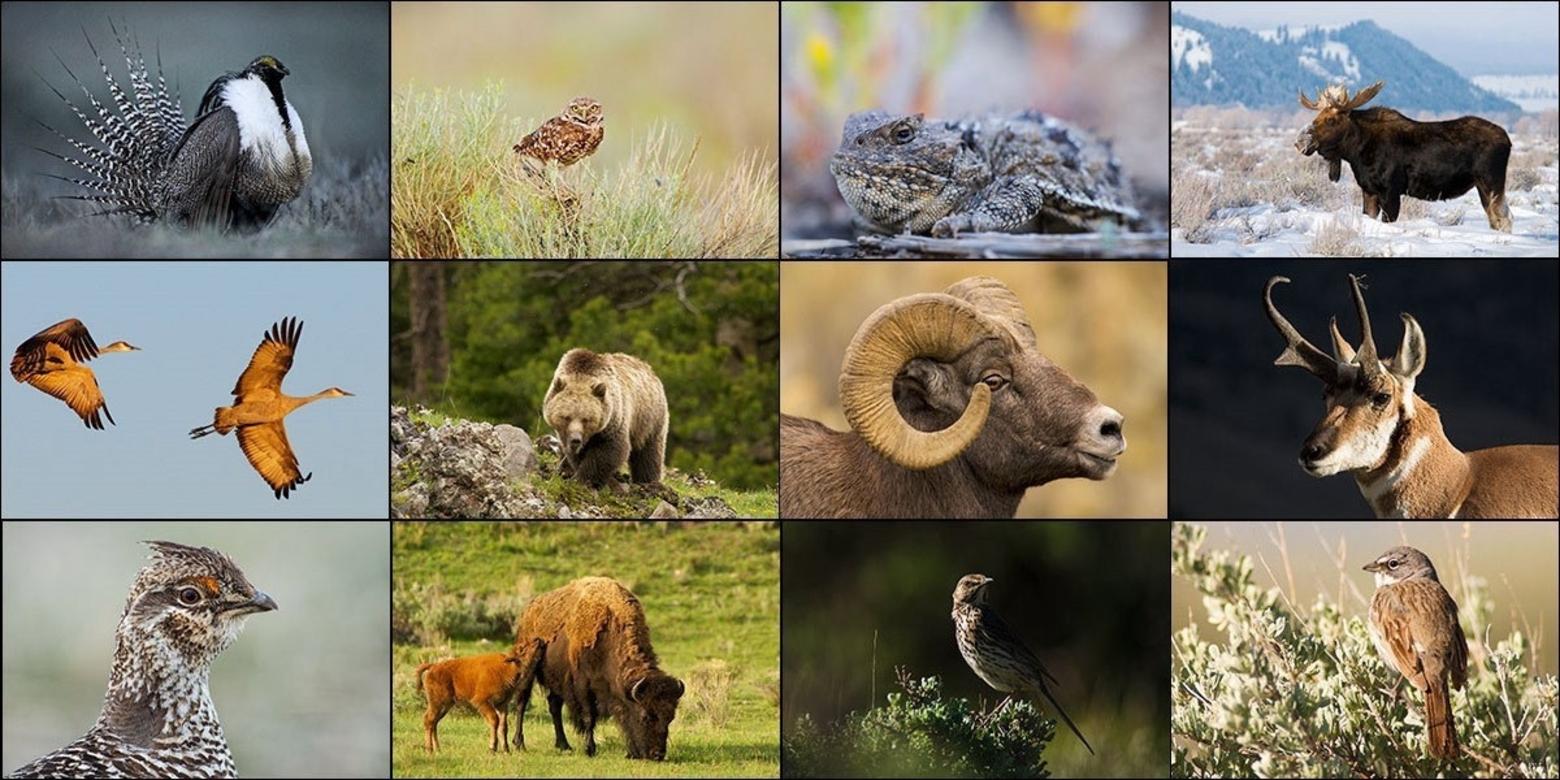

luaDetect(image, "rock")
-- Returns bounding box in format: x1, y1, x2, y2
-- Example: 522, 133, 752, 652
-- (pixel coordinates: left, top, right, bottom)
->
685, 496, 737, 519
391, 408, 538, 518
650, 501, 680, 519
558, 505, 573, 519
491, 424, 536, 479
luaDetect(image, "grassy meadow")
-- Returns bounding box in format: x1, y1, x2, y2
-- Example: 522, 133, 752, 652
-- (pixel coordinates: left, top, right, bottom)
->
391, 86, 775, 258
389, 3, 778, 259
391, 522, 779, 777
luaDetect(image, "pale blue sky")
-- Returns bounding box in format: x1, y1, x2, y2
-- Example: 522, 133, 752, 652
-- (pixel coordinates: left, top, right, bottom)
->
1174, 1, 1560, 75
1, 262, 387, 518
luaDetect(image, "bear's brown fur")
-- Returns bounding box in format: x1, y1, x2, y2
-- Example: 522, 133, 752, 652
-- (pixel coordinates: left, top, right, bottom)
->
542, 348, 668, 486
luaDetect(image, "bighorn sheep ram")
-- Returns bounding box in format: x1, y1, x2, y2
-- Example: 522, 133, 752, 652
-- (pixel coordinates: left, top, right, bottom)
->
780, 276, 1126, 518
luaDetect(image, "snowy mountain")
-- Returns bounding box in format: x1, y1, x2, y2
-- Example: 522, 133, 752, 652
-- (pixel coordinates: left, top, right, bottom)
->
1172, 13, 1520, 114
1470, 74, 1559, 113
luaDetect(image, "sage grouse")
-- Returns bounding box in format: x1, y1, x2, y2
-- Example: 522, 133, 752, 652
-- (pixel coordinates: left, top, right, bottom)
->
513, 96, 605, 169
6, 541, 277, 779
40, 24, 312, 231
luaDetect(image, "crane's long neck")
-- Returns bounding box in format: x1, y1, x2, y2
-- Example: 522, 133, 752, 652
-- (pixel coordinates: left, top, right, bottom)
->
283, 390, 336, 415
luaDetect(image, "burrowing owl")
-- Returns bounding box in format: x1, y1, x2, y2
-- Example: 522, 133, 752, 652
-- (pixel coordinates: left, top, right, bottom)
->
513, 96, 604, 168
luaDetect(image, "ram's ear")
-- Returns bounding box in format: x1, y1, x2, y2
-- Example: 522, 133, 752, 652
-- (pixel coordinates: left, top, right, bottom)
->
892, 358, 965, 418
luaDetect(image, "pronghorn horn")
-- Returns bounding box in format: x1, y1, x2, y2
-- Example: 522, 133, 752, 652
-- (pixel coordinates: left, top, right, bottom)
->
1263, 276, 1340, 383
1328, 316, 1356, 363
1347, 274, 1382, 376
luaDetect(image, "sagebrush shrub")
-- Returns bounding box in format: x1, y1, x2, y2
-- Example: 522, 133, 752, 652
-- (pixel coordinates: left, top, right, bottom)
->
1171, 523, 1558, 779
783, 668, 1054, 778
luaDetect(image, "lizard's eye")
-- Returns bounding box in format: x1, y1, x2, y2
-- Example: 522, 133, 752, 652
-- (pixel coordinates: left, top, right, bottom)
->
892, 125, 914, 143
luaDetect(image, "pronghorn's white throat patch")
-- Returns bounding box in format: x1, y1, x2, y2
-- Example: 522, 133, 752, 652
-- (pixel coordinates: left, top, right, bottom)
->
1359, 435, 1430, 510
221, 75, 311, 169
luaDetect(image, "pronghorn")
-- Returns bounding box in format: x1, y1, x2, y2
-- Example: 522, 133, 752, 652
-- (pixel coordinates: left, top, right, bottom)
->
1263, 274, 1558, 519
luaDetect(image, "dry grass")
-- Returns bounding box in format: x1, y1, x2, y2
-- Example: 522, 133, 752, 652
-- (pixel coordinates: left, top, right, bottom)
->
392, 84, 776, 259
1307, 216, 1368, 256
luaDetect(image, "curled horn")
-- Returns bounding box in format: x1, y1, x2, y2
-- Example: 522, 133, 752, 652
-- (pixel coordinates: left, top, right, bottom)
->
630, 676, 647, 702
838, 293, 1005, 470
1347, 274, 1382, 376
1263, 277, 1341, 383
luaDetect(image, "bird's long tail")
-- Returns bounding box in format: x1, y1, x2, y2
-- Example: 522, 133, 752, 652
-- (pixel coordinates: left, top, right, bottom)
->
1424, 674, 1459, 759
34, 20, 185, 220
189, 423, 216, 439
1034, 683, 1095, 756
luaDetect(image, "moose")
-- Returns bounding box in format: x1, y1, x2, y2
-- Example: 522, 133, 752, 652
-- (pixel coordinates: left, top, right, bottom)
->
1296, 81, 1513, 232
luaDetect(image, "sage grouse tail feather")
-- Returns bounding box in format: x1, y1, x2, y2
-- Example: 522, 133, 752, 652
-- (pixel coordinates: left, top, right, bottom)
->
39, 22, 313, 231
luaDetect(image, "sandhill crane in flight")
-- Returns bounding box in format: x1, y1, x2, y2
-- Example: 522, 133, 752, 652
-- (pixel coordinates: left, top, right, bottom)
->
189, 317, 352, 499
9, 318, 139, 429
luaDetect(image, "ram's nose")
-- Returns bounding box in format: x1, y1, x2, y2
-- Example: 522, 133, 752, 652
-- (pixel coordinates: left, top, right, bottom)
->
1088, 405, 1127, 456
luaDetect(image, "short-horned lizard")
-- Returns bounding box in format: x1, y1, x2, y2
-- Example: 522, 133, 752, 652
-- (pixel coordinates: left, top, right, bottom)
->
829, 110, 1141, 237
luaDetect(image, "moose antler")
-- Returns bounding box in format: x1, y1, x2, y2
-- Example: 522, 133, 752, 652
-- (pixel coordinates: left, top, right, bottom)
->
1345, 81, 1384, 110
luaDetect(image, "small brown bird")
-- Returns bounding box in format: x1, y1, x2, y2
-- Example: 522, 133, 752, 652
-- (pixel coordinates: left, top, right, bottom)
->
513, 96, 605, 169
9, 318, 139, 429
1365, 546, 1468, 759
952, 573, 1094, 755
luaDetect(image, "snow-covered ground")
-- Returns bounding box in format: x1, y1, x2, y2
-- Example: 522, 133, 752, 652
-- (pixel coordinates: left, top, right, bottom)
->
1172, 125, 1559, 257
1471, 74, 1559, 114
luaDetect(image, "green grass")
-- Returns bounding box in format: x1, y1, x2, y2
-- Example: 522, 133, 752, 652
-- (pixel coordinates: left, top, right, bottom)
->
392, 522, 779, 777
392, 84, 776, 258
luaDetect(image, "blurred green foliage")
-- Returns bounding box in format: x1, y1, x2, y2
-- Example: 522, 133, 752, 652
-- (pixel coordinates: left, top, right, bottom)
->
392, 262, 777, 490
1171, 522, 1559, 778
784, 671, 1055, 778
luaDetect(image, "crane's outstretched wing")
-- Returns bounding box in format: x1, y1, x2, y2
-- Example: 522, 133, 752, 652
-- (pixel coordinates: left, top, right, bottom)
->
236, 421, 311, 499
27, 364, 114, 429
10, 318, 99, 381
232, 317, 301, 399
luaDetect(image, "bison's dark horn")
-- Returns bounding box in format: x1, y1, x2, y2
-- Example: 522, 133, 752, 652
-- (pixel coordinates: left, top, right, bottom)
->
630, 676, 646, 702
673, 677, 685, 697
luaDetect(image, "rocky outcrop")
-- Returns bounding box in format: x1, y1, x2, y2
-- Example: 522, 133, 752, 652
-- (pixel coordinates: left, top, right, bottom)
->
391, 406, 739, 519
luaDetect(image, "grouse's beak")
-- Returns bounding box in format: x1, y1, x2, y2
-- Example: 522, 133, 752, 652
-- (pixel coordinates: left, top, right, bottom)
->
246, 591, 279, 613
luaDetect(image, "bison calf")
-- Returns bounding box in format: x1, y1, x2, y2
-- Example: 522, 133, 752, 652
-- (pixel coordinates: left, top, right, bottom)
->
416, 642, 542, 754
514, 577, 685, 760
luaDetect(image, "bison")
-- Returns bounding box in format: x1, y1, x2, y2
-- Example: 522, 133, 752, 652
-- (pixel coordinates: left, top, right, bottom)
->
1296, 81, 1513, 231
513, 577, 684, 760
779, 276, 1126, 518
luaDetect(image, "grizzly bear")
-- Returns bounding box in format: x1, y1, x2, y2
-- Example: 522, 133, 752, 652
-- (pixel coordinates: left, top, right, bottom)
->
542, 348, 669, 487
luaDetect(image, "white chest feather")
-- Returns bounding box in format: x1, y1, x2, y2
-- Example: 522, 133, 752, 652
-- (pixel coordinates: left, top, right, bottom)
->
221, 76, 312, 169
